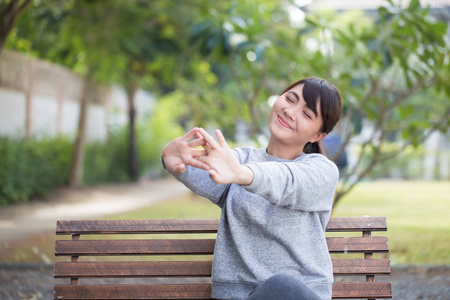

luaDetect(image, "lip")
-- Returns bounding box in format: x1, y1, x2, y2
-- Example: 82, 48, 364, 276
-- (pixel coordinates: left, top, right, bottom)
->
277, 116, 292, 129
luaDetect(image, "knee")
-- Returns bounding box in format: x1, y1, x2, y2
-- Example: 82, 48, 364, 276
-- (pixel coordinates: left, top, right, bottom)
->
265, 274, 301, 288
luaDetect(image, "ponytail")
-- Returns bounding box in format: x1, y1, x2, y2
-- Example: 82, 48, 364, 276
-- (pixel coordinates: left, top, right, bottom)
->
303, 141, 326, 155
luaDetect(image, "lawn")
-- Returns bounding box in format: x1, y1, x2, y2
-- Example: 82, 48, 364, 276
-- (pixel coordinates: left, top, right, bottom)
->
332, 180, 450, 265
1, 180, 449, 265
108, 180, 449, 265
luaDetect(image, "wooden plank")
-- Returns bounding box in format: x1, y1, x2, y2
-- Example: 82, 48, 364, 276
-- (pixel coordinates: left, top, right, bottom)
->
56, 217, 387, 235
54, 283, 391, 299
332, 282, 392, 298
55, 237, 387, 256
55, 239, 216, 256
332, 259, 391, 275
55, 259, 390, 278
54, 261, 213, 278
56, 219, 220, 235
53, 284, 212, 299
326, 217, 387, 232
327, 237, 389, 253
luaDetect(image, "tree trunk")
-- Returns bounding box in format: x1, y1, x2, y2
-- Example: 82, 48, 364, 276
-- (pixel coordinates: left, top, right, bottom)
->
0, 0, 33, 56
69, 70, 92, 187
126, 85, 138, 181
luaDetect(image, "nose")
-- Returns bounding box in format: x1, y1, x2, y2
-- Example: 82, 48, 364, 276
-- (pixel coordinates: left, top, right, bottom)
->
283, 107, 295, 120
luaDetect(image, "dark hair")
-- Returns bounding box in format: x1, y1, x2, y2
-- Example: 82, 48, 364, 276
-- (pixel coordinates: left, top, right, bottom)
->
281, 77, 342, 155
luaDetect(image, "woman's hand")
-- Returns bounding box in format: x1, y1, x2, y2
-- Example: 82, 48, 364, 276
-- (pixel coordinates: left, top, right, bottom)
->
161, 128, 210, 174
197, 128, 254, 185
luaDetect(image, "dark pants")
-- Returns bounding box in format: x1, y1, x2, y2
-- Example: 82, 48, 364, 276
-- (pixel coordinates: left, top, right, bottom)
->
246, 274, 322, 300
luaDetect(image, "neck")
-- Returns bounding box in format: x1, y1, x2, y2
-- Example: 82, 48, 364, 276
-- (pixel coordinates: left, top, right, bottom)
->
266, 136, 304, 160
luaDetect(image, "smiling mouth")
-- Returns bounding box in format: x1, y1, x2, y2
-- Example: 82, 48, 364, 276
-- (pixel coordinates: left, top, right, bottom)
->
277, 116, 292, 129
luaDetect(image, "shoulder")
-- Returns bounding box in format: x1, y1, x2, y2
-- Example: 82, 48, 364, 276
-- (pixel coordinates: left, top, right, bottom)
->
298, 153, 339, 177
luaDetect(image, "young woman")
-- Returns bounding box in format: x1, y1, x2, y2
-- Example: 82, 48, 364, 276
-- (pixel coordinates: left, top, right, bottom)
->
162, 77, 342, 300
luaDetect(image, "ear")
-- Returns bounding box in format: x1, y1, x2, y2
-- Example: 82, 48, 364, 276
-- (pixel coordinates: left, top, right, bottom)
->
310, 132, 327, 143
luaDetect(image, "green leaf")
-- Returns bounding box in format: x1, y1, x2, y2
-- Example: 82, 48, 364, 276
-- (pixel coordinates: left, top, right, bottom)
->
398, 105, 415, 119
189, 20, 213, 45
350, 78, 367, 87
408, 0, 421, 11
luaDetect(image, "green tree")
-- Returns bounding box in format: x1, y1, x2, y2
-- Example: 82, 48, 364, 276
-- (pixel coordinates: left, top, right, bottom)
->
0, 0, 33, 55
116, 1, 193, 180
187, 0, 449, 206
188, 0, 289, 138
300, 0, 450, 206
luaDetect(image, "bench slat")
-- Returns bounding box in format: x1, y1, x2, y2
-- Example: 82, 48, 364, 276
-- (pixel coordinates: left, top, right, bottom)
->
332, 282, 392, 298
327, 237, 389, 253
55, 237, 388, 256
53, 283, 392, 299
56, 219, 220, 235
56, 217, 387, 235
332, 259, 390, 275
326, 217, 387, 232
54, 259, 391, 278
54, 261, 213, 278
55, 239, 216, 256
54, 284, 212, 299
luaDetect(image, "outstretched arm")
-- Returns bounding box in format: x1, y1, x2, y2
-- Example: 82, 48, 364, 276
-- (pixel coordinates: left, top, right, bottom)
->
161, 127, 210, 174
196, 128, 254, 186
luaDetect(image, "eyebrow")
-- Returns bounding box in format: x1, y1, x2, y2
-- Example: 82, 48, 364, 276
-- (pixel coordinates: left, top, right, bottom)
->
287, 91, 299, 101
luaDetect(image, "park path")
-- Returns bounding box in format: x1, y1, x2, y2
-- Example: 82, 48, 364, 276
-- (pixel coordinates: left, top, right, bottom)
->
0, 177, 189, 243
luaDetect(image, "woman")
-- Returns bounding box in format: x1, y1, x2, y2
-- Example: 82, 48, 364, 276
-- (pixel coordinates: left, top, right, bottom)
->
162, 77, 342, 299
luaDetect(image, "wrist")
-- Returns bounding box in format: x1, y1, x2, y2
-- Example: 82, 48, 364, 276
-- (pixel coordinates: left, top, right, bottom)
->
235, 165, 254, 186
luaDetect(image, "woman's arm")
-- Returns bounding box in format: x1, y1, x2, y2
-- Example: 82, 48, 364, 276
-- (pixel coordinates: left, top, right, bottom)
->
196, 128, 338, 211
243, 157, 339, 211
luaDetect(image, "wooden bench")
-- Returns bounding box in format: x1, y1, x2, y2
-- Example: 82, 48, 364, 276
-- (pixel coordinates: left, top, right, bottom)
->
54, 217, 392, 299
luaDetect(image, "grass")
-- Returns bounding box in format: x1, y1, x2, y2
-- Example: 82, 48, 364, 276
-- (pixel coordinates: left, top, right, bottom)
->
1, 181, 448, 265
332, 180, 450, 265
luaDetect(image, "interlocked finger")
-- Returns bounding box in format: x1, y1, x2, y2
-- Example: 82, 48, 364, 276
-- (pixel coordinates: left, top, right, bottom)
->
182, 153, 209, 171
215, 129, 229, 149
188, 136, 206, 148
192, 149, 207, 157
181, 127, 199, 142
198, 128, 219, 149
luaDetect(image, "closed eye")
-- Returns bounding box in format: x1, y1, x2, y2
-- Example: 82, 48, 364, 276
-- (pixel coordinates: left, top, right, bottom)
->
285, 96, 294, 103
303, 111, 312, 119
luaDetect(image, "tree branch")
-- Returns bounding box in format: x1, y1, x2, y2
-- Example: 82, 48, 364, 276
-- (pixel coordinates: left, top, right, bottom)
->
18, 0, 34, 15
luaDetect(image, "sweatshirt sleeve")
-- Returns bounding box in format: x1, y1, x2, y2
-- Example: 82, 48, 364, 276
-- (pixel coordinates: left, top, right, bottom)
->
167, 165, 228, 207
243, 154, 339, 211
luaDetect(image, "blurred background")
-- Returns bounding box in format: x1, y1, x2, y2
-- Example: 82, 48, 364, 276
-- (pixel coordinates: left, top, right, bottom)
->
0, 0, 449, 299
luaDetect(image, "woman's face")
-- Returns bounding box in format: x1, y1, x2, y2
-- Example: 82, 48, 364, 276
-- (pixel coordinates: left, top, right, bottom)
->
268, 84, 326, 150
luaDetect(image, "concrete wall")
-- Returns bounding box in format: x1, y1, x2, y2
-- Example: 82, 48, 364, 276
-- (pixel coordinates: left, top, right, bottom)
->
0, 50, 154, 141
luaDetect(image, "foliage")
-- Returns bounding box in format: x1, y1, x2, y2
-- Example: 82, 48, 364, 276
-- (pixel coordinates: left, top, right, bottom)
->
3, 0, 73, 58
137, 91, 186, 177
0, 127, 173, 203
0, 0, 34, 55
358, 143, 426, 180
187, 0, 450, 206
3, 0, 449, 206
83, 128, 130, 185
300, 0, 450, 205
0, 136, 72, 205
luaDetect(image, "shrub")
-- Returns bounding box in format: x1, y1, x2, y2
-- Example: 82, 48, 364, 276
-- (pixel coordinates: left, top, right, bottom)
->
83, 127, 130, 184
0, 136, 72, 205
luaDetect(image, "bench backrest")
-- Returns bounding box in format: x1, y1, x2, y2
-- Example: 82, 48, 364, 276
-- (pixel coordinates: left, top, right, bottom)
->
54, 217, 392, 299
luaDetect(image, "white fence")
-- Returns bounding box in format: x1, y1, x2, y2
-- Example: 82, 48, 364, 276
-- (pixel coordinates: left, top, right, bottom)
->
0, 50, 153, 141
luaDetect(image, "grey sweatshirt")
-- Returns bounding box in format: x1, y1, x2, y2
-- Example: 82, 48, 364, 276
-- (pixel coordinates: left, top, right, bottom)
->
171, 146, 339, 299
